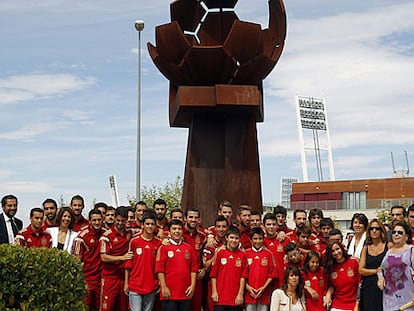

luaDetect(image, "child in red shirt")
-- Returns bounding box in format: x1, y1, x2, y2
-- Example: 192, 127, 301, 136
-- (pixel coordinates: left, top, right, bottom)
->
302, 251, 327, 311
155, 219, 198, 311
245, 227, 276, 311
210, 226, 248, 311
125, 212, 161, 311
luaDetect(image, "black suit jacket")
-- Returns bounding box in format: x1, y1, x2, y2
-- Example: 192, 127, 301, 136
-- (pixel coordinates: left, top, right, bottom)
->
0, 213, 23, 244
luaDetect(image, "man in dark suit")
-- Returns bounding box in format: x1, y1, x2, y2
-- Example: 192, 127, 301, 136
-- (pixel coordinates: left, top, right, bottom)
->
0, 194, 23, 244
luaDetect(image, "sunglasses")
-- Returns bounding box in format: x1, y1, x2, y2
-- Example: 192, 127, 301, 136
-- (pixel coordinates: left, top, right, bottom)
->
392, 230, 405, 235
369, 227, 381, 232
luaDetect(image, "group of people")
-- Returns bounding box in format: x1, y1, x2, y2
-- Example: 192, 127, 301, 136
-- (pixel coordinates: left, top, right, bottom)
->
2, 193, 414, 311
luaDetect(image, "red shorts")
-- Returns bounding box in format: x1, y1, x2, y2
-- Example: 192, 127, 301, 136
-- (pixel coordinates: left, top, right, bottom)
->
100, 277, 128, 311
86, 281, 100, 310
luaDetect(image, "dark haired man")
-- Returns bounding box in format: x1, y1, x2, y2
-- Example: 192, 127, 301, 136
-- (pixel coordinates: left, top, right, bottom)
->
42, 198, 58, 230
153, 198, 169, 239
70, 195, 89, 232
0, 194, 23, 245
15, 207, 52, 248
74, 209, 106, 311
99, 206, 133, 311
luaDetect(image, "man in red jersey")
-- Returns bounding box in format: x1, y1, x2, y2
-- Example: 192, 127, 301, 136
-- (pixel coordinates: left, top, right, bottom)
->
249, 210, 262, 229
133, 200, 147, 229
156, 219, 197, 311
125, 211, 161, 311
41, 198, 58, 230
73, 209, 106, 311
15, 207, 52, 248
153, 198, 169, 239
210, 226, 248, 310
237, 205, 252, 249
183, 208, 206, 311
99, 206, 133, 311
70, 194, 89, 232
286, 209, 307, 243
104, 206, 115, 229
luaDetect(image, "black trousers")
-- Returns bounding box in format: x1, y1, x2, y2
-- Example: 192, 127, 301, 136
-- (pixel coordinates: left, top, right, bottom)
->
161, 299, 191, 311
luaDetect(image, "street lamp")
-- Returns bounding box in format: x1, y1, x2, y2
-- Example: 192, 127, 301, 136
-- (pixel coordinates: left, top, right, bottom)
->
134, 20, 144, 200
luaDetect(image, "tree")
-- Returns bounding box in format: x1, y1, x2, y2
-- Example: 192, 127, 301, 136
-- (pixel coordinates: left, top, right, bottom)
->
128, 176, 183, 211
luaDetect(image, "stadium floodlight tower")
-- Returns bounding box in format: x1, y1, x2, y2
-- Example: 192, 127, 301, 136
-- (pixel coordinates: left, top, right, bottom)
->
295, 95, 335, 182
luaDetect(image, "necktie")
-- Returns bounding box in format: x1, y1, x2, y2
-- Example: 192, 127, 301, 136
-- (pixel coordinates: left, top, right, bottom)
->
10, 218, 18, 235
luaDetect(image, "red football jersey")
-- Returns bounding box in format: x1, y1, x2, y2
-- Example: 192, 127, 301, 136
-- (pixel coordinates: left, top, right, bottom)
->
155, 240, 198, 300
244, 247, 276, 305
303, 267, 328, 311
210, 247, 248, 306
125, 234, 161, 294
99, 227, 132, 279
15, 225, 52, 248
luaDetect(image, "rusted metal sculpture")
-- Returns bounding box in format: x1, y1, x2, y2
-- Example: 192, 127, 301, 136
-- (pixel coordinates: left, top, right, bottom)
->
148, 0, 286, 225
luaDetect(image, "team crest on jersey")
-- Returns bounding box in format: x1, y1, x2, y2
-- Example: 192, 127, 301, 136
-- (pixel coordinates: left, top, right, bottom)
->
247, 258, 253, 265
221, 258, 227, 265
168, 251, 174, 258
277, 245, 283, 252
331, 272, 337, 279
41, 237, 48, 246
305, 280, 311, 287
261, 258, 268, 266
235, 259, 242, 267
319, 279, 324, 286
347, 268, 354, 277
136, 248, 143, 255
185, 250, 190, 259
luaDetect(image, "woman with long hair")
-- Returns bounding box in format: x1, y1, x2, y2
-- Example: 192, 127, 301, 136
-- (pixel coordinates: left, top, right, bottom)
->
270, 266, 306, 311
358, 218, 387, 311
46, 207, 77, 253
378, 221, 414, 311
347, 213, 368, 259
324, 240, 360, 311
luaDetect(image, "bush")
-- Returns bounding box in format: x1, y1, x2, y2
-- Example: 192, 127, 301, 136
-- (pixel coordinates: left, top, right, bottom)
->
0, 244, 86, 311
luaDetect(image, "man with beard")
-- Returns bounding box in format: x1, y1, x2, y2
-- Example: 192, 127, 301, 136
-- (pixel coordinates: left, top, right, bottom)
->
183, 208, 206, 311
15, 207, 52, 248
153, 199, 169, 239
133, 200, 147, 229
237, 205, 252, 249
105, 206, 115, 229
286, 209, 307, 243
99, 206, 133, 311
42, 198, 58, 230
0, 194, 23, 245
74, 209, 106, 311
70, 195, 89, 232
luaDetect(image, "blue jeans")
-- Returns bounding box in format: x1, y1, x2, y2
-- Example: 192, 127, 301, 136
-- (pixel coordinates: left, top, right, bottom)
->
129, 291, 155, 311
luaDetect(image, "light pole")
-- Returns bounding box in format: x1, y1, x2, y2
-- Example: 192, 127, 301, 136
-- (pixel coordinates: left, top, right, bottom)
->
135, 20, 144, 200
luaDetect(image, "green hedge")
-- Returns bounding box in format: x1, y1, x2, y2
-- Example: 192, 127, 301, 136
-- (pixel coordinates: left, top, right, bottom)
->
0, 244, 86, 311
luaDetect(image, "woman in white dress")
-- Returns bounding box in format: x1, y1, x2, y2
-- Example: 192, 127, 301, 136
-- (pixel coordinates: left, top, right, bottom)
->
347, 213, 368, 259
270, 266, 306, 311
46, 207, 77, 254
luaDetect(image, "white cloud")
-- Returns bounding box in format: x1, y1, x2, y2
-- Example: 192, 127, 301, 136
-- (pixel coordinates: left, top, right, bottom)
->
0, 122, 67, 140
0, 181, 53, 193
0, 74, 96, 105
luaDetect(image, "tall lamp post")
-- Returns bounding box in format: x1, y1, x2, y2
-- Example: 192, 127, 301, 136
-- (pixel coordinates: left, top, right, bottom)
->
134, 20, 144, 200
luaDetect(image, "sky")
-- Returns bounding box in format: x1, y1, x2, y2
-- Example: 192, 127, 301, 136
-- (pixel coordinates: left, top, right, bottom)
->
1, 0, 414, 224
